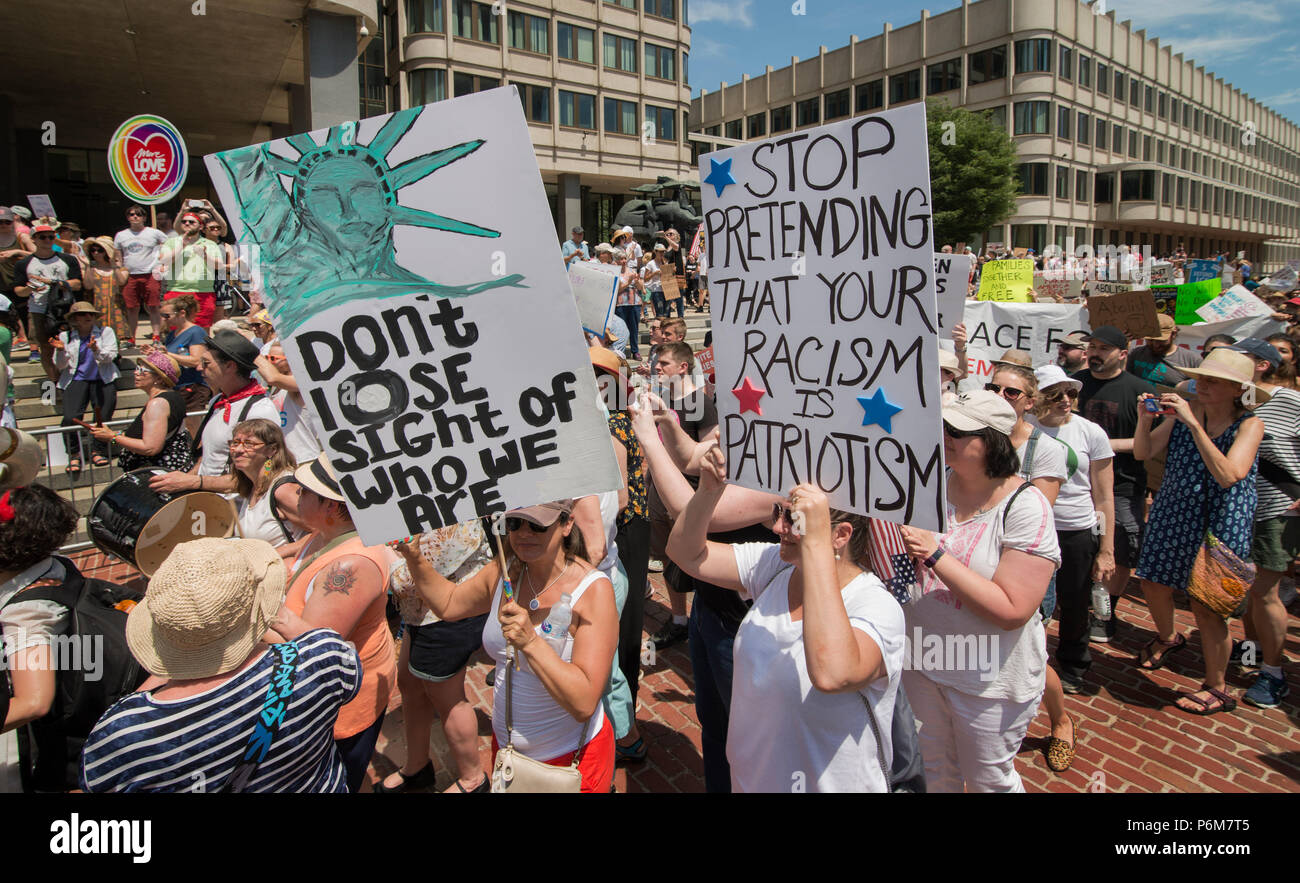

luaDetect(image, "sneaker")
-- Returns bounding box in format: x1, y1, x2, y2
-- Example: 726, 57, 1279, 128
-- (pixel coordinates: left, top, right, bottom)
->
1242, 671, 1290, 709
1060, 673, 1086, 694
27, 348, 39, 362
647, 558, 664, 573
1089, 614, 1115, 644
650, 621, 688, 650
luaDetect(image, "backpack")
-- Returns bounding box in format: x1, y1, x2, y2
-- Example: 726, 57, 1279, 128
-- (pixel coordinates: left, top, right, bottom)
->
1, 556, 146, 791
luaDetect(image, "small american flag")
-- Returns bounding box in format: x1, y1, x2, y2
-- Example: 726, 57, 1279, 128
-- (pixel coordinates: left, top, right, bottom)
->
867, 519, 918, 605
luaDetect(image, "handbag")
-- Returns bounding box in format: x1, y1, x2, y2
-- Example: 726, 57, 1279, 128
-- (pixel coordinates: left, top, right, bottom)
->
1187, 531, 1253, 619
490, 655, 584, 793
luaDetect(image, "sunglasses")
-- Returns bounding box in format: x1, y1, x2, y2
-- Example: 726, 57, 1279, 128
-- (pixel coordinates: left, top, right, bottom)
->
772, 503, 794, 525
1043, 387, 1079, 402
943, 422, 979, 439
34, 234, 56, 240
985, 382, 1026, 400
127, 212, 144, 218
505, 516, 557, 533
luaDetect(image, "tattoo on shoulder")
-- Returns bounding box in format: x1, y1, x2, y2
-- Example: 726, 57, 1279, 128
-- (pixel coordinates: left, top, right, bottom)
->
320, 561, 357, 596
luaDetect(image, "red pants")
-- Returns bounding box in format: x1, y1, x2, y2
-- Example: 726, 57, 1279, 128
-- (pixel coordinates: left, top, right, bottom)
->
122, 274, 161, 309
492, 716, 614, 793
165, 290, 215, 329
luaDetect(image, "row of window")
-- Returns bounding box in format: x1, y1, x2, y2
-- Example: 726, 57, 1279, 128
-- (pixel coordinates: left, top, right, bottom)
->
408, 68, 684, 139
408, 0, 685, 31
1006, 226, 1261, 258
1016, 162, 1299, 226
405, 0, 687, 82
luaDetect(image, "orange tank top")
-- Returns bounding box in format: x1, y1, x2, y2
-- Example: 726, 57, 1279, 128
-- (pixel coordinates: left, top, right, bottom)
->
285, 534, 396, 739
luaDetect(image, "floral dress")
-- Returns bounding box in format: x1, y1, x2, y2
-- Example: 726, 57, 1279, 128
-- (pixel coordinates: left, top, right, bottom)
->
389, 520, 493, 626
607, 410, 646, 528
86, 267, 131, 342
1135, 414, 1256, 590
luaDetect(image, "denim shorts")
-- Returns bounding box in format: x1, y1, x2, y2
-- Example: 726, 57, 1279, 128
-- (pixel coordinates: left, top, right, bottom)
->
1039, 573, 1058, 624
406, 614, 488, 682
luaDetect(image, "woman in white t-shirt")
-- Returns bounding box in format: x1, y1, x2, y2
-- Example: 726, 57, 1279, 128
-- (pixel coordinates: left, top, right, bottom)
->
899, 390, 1061, 793
665, 443, 905, 793
226, 418, 302, 549
987, 364, 1067, 505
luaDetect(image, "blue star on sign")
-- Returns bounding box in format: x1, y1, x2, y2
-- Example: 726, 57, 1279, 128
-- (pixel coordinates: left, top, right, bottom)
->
858, 388, 903, 433
703, 157, 736, 197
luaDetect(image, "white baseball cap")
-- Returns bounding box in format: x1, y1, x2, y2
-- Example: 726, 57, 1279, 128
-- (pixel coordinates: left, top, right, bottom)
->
1034, 364, 1083, 393
942, 389, 1017, 436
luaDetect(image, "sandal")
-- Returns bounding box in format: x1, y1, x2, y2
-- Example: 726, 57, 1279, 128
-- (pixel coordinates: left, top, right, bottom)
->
1136, 633, 1186, 670
66, 458, 82, 477
1176, 683, 1237, 716
1045, 714, 1076, 773
372, 761, 436, 793
615, 737, 648, 764
90, 453, 110, 468
453, 774, 490, 793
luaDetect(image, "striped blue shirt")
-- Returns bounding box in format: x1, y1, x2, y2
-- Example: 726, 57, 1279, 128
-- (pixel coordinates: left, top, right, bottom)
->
79, 630, 361, 793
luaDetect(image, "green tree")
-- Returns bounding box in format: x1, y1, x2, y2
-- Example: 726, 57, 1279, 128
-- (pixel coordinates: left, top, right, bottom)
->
926, 99, 1019, 247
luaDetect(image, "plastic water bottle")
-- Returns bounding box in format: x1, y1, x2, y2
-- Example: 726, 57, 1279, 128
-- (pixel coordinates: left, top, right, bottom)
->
541, 592, 573, 654
1091, 582, 1112, 621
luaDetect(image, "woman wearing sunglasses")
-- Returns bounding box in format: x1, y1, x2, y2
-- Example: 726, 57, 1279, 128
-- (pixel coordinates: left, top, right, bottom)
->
898, 390, 1060, 792
81, 236, 131, 343
394, 499, 619, 792
665, 443, 905, 792
89, 350, 195, 473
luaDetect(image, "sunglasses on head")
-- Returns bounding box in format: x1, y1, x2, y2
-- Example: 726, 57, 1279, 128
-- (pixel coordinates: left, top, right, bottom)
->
985, 382, 1025, 399
505, 516, 558, 533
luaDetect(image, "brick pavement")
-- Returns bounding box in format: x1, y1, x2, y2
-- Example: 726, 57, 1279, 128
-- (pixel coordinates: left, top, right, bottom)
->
69, 549, 1300, 793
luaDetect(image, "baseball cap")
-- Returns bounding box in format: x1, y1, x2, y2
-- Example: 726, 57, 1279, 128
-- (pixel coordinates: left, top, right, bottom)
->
0, 207, 13, 223
1034, 364, 1083, 393
507, 500, 575, 528
1083, 325, 1128, 350
31, 224, 56, 235
1229, 337, 1281, 369
942, 389, 1017, 437
1146, 314, 1177, 342
1059, 331, 1089, 348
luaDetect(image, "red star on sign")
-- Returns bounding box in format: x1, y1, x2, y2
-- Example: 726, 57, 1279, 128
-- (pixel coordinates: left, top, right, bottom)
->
731, 376, 767, 415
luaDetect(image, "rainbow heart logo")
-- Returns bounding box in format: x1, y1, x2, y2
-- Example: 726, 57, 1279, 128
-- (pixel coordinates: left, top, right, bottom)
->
108, 115, 188, 204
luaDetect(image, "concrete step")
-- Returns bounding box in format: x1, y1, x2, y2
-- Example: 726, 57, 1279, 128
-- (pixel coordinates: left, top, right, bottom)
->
14, 387, 148, 421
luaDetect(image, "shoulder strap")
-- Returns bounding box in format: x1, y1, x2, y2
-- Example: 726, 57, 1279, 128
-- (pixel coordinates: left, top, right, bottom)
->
266, 475, 301, 545
192, 396, 222, 456
1002, 481, 1034, 530
237, 393, 266, 423
221, 639, 300, 793
1022, 428, 1041, 477
858, 693, 892, 790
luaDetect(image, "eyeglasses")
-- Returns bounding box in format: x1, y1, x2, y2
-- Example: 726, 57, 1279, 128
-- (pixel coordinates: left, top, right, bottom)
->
943, 422, 979, 439
34, 234, 55, 240
505, 516, 554, 533
228, 439, 266, 451
985, 382, 1026, 400
1043, 387, 1079, 402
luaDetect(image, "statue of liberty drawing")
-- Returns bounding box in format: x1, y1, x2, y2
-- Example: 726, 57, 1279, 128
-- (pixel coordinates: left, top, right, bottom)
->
214, 105, 526, 334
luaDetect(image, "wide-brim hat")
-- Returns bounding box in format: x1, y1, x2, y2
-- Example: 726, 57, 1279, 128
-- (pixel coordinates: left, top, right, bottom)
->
126, 538, 287, 680
68, 301, 100, 316
611, 225, 634, 243
83, 235, 116, 261
1147, 314, 1177, 343
993, 349, 1033, 368
1180, 349, 1271, 403
938, 349, 961, 373
205, 328, 259, 371
295, 452, 347, 503
589, 346, 626, 378
0, 428, 43, 492
140, 351, 181, 387
508, 499, 575, 528
942, 389, 1017, 436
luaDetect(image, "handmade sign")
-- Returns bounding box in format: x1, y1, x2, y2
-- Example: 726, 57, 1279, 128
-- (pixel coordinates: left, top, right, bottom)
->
696, 345, 715, 377
568, 261, 619, 336
1086, 289, 1161, 338
1260, 266, 1299, 291
1149, 262, 1174, 284
26, 194, 55, 219
1173, 279, 1222, 325
1184, 259, 1219, 283
957, 302, 1086, 392
1195, 284, 1274, 323
1033, 271, 1083, 301
661, 265, 681, 301
1012, 247, 1028, 258
977, 259, 1034, 302
206, 88, 620, 544
700, 102, 945, 530
1150, 287, 1177, 318
934, 253, 971, 339
108, 114, 188, 205
1091, 279, 1140, 296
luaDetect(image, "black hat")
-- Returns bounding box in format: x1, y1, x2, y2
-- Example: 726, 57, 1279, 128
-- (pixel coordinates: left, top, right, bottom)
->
1230, 337, 1282, 369
205, 329, 259, 371
1083, 326, 1128, 350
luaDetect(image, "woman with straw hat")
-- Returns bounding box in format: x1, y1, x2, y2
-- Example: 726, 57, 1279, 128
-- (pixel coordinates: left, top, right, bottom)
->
1133, 348, 1263, 716
89, 350, 195, 473
80, 537, 363, 792
54, 301, 119, 474
81, 236, 130, 342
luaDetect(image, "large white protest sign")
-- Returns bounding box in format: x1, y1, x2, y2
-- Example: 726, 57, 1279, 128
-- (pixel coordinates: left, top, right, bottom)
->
934, 253, 970, 340
206, 88, 620, 544
701, 102, 945, 530
568, 261, 619, 336
1195, 284, 1274, 323
958, 302, 1086, 391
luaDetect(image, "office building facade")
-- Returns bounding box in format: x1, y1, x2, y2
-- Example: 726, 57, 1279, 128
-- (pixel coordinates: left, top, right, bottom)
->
690, 0, 1300, 270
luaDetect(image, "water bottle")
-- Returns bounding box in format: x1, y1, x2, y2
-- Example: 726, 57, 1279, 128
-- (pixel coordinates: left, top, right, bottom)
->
1091, 582, 1112, 621
540, 592, 573, 654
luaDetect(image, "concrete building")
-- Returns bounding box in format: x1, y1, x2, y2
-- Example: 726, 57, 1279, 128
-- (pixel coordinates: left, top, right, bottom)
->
689, 0, 1300, 270
384, 0, 695, 237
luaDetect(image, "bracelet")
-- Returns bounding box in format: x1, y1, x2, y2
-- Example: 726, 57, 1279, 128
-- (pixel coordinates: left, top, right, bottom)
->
198, 476, 203, 490
922, 547, 945, 569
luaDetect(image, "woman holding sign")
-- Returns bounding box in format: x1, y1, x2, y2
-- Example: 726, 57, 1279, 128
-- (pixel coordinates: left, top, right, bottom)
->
394, 500, 619, 792
898, 390, 1060, 792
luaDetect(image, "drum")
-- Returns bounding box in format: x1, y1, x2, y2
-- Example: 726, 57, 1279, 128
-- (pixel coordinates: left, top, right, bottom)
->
87, 468, 238, 577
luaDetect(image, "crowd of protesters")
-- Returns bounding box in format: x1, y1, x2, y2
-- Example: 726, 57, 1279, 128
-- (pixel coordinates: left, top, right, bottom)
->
0, 216, 1297, 795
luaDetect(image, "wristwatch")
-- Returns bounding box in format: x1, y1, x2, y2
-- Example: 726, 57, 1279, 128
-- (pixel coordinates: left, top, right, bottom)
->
922, 547, 946, 569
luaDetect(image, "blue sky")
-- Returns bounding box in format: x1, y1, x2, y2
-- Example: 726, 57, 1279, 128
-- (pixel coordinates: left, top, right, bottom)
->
687, 0, 1300, 124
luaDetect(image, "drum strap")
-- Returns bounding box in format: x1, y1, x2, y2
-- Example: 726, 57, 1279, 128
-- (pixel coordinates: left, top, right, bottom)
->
193, 393, 267, 459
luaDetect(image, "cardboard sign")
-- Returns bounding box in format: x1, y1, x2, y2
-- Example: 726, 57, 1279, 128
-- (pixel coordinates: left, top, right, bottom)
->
661, 266, 681, 301
1091, 279, 1142, 296
1012, 247, 1029, 258
206, 88, 620, 545
568, 261, 619, 336
1183, 259, 1219, 283
977, 259, 1034, 302
696, 345, 715, 377
1173, 279, 1222, 325
1033, 271, 1083, 301
701, 101, 945, 530
26, 194, 55, 219
1195, 284, 1275, 323
934, 253, 971, 339
1086, 289, 1161, 338
1149, 262, 1174, 284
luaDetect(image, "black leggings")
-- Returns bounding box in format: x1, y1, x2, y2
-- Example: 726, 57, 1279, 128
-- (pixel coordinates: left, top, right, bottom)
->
616, 517, 650, 705
1055, 527, 1100, 681
61, 379, 117, 459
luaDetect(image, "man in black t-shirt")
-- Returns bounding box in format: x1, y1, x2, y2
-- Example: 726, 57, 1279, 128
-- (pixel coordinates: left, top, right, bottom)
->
1073, 325, 1156, 643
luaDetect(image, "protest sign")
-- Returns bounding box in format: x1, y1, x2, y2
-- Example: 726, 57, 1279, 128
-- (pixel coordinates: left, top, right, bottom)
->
1033, 271, 1083, 301
701, 102, 945, 530
977, 259, 1034, 302
1184, 259, 1219, 283
958, 302, 1085, 391
1086, 289, 1161, 338
108, 114, 188, 205
696, 345, 715, 378
1260, 265, 1298, 291
206, 88, 620, 545
1150, 262, 1174, 284
1012, 247, 1028, 258
1149, 286, 1178, 318
1195, 284, 1274, 323
1091, 279, 1141, 295
661, 265, 681, 301
1176, 314, 1287, 356
934, 252, 971, 339
568, 261, 619, 336
1173, 279, 1222, 325
26, 194, 55, 219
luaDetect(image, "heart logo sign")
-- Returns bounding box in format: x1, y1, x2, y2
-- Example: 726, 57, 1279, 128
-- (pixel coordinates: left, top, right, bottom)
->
108, 115, 188, 204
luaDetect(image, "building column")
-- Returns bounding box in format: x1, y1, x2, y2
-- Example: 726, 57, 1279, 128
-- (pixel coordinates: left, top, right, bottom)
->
558, 173, 582, 240
303, 10, 361, 129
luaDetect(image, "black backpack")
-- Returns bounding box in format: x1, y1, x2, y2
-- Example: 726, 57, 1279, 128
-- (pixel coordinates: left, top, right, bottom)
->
1, 556, 146, 791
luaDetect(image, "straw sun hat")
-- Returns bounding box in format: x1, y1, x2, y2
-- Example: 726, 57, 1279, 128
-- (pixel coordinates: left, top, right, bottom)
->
126, 537, 287, 679
1180, 348, 1270, 404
